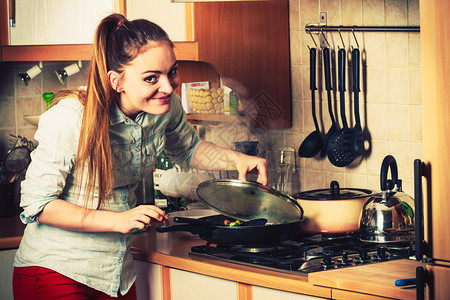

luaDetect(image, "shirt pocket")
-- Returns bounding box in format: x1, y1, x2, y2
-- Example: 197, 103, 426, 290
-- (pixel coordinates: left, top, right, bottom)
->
142, 133, 165, 178
112, 146, 134, 186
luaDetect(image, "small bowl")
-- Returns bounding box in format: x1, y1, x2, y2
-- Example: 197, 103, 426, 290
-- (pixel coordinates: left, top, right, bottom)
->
23, 115, 40, 126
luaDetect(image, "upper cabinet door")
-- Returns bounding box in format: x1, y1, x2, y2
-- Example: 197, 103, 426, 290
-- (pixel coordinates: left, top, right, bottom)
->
126, 0, 191, 42
7, 0, 114, 45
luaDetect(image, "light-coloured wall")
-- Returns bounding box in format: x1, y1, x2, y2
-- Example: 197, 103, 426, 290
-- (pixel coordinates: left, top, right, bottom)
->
0, 61, 89, 157
0, 0, 422, 197
203, 0, 422, 196
279, 0, 422, 195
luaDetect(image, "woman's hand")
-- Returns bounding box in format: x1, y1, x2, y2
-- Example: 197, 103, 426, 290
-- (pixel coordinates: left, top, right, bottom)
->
38, 199, 167, 234
234, 153, 268, 186
115, 205, 168, 234
192, 141, 268, 185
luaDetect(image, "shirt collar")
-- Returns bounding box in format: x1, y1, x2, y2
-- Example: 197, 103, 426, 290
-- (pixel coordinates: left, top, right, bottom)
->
109, 101, 147, 126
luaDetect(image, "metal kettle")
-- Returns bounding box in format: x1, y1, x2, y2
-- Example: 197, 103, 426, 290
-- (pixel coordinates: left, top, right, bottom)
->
360, 155, 415, 242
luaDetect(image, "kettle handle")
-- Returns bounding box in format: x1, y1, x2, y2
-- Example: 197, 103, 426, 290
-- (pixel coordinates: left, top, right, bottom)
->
380, 155, 398, 191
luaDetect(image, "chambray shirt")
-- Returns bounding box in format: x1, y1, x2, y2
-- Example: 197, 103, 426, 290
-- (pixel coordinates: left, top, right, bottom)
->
14, 93, 201, 297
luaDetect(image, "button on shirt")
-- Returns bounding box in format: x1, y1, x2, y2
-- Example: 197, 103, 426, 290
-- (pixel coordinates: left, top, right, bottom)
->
14, 94, 201, 297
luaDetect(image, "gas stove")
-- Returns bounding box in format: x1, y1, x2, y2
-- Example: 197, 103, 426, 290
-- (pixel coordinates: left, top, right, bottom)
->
189, 234, 414, 275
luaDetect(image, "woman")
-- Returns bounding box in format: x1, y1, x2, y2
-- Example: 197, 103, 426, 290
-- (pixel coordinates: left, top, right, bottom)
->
13, 14, 267, 299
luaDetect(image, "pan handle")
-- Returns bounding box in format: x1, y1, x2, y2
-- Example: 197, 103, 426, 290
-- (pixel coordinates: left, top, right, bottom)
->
173, 216, 215, 226
156, 224, 211, 237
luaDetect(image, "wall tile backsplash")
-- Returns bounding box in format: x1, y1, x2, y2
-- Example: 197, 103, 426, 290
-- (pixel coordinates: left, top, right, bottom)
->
0, 0, 422, 197
288, 0, 422, 194
0, 61, 89, 158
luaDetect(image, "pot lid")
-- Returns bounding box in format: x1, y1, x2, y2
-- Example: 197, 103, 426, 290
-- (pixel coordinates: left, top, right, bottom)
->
294, 181, 373, 200
196, 179, 303, 224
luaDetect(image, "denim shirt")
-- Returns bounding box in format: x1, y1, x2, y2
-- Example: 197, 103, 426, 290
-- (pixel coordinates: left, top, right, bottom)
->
14, 93, 201, 297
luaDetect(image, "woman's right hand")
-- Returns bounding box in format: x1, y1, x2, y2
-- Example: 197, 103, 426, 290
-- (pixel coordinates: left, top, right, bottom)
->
115, 205, 168, 234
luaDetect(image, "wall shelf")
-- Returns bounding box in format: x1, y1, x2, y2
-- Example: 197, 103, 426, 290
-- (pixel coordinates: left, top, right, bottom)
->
186, 114, 244, 125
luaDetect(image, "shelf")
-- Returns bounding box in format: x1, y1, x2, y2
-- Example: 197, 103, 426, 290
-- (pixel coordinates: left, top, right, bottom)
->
0, 41, 198, 62
186, 114, 244, 125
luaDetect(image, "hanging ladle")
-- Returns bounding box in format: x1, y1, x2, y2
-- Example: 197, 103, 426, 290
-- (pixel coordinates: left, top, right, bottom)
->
320, 34, 338, 158
327, 31, 356, 166
299, 33, 322, 158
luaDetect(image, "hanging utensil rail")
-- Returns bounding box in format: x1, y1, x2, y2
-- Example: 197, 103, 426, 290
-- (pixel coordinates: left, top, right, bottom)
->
305, 25, 420, 33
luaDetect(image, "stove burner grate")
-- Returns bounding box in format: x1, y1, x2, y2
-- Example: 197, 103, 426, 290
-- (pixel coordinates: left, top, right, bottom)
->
189, 234, 414, 274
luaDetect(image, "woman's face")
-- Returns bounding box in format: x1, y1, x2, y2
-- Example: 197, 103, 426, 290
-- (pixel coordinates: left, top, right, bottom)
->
116, 42, 180, 118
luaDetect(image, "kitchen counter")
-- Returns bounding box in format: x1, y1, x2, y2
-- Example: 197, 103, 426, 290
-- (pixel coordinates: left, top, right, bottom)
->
0, 217, 423, 299
0, 216, 25, 250
131, 228, 424, 299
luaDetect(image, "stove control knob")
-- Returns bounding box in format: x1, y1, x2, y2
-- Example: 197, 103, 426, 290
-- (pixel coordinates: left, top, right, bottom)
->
358, 248, 370, 263
338, 251, 353, 266
321, 252, 334, 269
376, 247, 389, 260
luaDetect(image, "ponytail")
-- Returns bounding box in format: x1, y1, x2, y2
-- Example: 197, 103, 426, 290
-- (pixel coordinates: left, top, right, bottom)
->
74, 14, 173, 209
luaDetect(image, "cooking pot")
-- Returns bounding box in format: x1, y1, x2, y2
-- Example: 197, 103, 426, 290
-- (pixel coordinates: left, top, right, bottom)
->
293, 181, 374, 234
359, 155, 415, 243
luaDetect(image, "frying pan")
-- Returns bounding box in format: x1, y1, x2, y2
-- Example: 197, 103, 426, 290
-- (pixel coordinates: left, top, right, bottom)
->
156, 214, 305, 247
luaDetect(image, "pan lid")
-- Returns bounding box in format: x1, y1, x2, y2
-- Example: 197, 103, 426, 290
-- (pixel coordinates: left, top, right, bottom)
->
196, 179, 303, 224
294, 181, 374, 200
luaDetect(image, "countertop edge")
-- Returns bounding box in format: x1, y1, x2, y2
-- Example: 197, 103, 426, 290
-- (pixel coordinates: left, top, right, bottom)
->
0, 236, 22, 250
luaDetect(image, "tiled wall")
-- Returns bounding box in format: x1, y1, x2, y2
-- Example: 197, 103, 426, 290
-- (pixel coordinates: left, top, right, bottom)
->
0, 0, 422, 197
287, 0, 422, 194
0, 61, 89, 158
205, 0, 422, 195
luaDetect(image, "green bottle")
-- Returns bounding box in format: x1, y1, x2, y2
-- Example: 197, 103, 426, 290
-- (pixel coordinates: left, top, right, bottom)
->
42, 92, 55, 110
153, 152, 181, 213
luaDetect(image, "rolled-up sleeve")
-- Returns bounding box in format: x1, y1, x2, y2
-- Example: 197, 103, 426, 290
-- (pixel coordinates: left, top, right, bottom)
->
20, 99, 82, 223
163, 94, 201, 169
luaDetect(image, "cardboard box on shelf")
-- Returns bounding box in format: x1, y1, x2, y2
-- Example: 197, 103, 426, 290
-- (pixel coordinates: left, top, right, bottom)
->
181, 81, 226, 115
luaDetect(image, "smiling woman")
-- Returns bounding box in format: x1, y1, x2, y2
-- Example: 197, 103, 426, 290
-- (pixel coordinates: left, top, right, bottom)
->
12, 13, 268, 300
108, 43, 180, 118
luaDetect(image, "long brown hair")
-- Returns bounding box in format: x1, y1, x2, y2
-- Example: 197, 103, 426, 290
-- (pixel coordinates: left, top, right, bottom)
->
57, 14, 174, 209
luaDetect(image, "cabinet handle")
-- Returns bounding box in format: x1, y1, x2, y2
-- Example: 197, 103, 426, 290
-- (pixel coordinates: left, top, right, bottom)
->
416, 266, 426, 300
9, 0, 15, 27
414, 159, 425, 261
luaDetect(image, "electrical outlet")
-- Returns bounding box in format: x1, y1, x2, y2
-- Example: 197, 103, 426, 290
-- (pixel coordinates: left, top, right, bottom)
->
320, 12, 327, 26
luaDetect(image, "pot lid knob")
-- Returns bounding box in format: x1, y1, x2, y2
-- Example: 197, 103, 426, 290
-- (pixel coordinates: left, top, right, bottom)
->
330, 180, 340, 197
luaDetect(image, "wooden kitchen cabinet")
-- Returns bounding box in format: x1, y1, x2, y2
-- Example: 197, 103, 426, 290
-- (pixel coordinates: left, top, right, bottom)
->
0, 0, 197, 61
4, 0, 114, 45
126, 0, 193, 42
0, 248, 17, 300
192, 1, 291, 129
252, 285, 323, 300
420, 0, 450, 298
134, 260, 163, 300
170, 268, 238, 300
125, 0, 292, 129
0, 0, 118, 61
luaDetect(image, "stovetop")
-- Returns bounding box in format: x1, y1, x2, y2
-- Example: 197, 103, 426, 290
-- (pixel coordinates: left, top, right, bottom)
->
189, 234, 414, 275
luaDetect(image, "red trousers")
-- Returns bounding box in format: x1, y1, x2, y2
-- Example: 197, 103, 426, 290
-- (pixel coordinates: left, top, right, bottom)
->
13, 266, 137, 300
